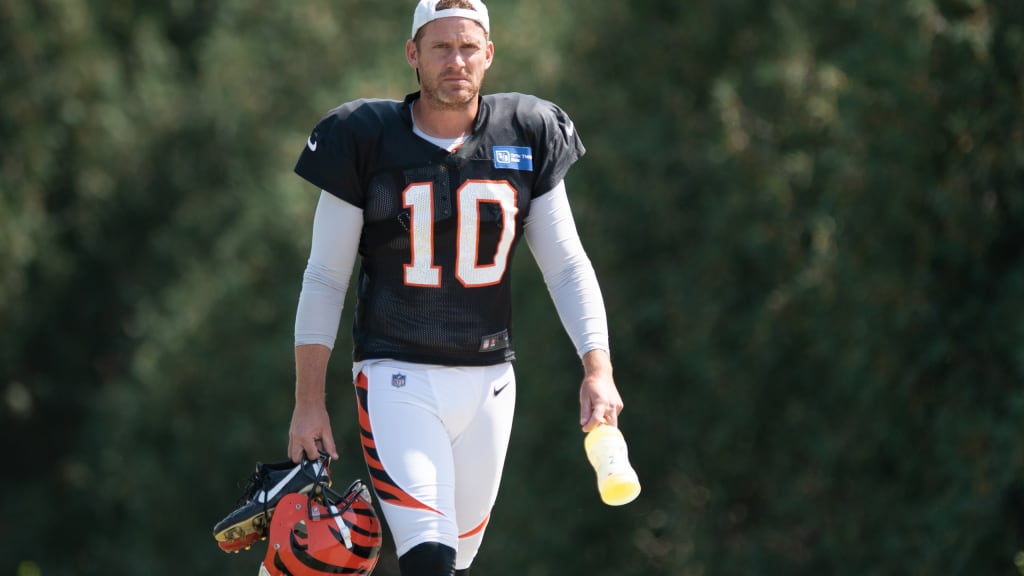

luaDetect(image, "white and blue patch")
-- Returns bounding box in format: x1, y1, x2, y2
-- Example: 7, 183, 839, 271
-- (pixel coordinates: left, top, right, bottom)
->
492, 146, 533, 171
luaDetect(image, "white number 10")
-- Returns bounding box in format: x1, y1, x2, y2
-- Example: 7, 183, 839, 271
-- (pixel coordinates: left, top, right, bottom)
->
403, 180, 518, 288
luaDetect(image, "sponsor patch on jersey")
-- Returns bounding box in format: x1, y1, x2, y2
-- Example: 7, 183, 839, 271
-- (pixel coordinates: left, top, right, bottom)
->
492, 146, 533, 171
479, 330, 510, 352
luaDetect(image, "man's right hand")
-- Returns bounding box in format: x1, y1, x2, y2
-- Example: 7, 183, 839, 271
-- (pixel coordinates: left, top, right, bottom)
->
288, 399, 339, 463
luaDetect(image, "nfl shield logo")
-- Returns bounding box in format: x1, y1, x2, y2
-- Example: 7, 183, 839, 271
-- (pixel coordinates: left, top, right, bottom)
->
391, 373, 406, 388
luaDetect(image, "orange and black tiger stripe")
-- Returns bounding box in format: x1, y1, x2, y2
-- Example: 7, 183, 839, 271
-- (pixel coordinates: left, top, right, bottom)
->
354, 372, 442, 514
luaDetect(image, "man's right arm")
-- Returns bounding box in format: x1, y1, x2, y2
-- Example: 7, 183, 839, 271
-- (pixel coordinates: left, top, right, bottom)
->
290, 343, 337, 462
288, 191, 363, 463
294, 191, 363, 349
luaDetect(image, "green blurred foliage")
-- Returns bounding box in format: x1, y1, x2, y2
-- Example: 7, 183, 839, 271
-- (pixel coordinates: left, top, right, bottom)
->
1, 0, 1022, 575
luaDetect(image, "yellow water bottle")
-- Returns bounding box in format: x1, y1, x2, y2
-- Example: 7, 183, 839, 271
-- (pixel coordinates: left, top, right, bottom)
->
584, 424, 641, 506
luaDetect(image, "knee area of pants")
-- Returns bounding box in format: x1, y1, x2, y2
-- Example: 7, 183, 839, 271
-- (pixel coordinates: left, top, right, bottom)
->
398, 542, 457, 576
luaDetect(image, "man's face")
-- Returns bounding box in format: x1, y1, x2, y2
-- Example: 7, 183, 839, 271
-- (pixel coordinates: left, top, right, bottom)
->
407, 17, 493, 110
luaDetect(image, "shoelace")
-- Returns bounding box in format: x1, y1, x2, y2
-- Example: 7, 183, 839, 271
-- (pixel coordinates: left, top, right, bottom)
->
226, 466, 274, 535
236, 469, 264, 507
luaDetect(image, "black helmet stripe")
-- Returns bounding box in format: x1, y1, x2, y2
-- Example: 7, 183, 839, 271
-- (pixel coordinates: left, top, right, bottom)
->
344, 510, 381, 538
273, 550, 296, 575
328, 524, 380, 559
289, 530, 372, 575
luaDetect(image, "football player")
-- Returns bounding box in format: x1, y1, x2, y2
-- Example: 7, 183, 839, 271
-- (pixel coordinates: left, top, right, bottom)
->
287, 1, 624, 574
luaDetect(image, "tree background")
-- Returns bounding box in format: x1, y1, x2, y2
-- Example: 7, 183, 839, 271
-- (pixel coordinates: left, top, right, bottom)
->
2, 0, 1023, 575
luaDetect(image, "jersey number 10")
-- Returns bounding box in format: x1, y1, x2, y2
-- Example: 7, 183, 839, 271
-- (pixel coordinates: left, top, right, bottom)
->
403, 181, 518, 288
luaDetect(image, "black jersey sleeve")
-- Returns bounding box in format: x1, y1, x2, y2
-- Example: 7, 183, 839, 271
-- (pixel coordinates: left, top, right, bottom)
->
532, 100, 586, 195
294, 103, 365, 208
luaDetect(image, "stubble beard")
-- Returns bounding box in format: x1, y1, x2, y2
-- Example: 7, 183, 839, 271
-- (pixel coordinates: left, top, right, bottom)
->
420, 75, 481, 111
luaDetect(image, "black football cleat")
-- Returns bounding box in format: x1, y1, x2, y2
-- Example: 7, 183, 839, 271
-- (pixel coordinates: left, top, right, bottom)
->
213, 452, 330, 552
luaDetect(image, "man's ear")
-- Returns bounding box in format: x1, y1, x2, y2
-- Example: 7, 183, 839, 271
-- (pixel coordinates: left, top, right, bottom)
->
405, 39, 418, 70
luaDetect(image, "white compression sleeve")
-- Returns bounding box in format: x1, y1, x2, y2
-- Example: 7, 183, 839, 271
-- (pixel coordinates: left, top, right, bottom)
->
524, 181, 610, 357
294, 191, 362, 349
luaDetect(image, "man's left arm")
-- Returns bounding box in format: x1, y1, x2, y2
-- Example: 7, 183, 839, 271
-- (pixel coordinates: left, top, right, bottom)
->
524, 181, 623, 431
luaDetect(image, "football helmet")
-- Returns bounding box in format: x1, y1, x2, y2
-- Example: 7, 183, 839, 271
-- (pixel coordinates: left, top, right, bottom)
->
259, 479, 382, 576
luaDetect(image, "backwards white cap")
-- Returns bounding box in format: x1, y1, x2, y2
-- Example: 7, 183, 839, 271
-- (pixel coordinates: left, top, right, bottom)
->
411, 0, 490, 39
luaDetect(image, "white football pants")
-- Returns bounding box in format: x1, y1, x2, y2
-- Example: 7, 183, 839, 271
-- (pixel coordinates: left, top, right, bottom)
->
353, 360, 516, 570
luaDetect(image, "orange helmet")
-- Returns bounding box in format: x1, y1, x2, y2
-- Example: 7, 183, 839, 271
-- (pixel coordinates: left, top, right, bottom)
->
259, 480, 382, 576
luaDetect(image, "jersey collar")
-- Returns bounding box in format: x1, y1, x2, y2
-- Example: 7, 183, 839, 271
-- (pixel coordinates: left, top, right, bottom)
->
402, 91, 488, 134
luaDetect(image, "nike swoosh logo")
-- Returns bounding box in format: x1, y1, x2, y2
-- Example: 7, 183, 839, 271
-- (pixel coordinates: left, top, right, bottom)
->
256, 465, 301, 503
255, 460, 323, 503
493, 381, 511, 397
307, 133, 318, 152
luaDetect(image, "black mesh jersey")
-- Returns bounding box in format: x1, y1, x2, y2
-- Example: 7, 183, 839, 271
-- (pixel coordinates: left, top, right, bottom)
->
294, 91, 585, 366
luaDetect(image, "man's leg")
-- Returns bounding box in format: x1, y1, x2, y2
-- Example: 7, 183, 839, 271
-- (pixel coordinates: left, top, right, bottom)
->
356, 363, 460, 569
398, 542, 456, 576
451, 363, 516, 571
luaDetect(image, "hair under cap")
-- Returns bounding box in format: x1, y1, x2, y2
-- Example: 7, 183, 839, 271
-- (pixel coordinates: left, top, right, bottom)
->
411, 0, 490, 39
